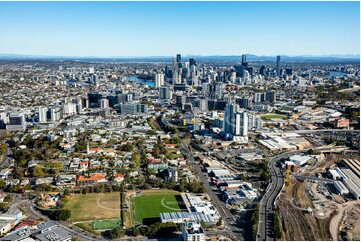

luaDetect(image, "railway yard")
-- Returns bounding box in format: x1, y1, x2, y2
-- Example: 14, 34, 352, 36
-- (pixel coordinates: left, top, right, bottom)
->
276, 154, 360, 241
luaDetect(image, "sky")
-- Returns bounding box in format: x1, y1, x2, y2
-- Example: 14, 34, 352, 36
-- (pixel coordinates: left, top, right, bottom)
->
0, 1, 359, 57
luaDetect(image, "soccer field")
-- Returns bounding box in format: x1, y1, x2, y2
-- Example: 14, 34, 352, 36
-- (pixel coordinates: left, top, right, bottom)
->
65, 192, 120, 222
134, 190, 185, 224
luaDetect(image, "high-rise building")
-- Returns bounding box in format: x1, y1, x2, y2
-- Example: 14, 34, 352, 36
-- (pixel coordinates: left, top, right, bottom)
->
6, 113, 26, 131
182, 221, 205, 241
266, 90, 276, 103
159, 87, 171, 100
242, 54, 248, 67
223, 103, 248, 140
99, 99, 110, 109
50, 106, 62, 122
38, 107, 47, 123
155, 73, 165, 87
236, 98, 252, 109
176, 54, 181, 63
276, 55, 281, 77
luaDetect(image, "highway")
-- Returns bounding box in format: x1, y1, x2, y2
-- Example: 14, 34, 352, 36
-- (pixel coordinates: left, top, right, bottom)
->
257, 150, 301, 241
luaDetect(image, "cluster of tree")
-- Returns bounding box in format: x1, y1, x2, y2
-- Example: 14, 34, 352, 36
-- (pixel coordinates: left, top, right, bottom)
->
102, 227, 126, 239
251, 205, 259, 238
0, 143, 6, 155
132, 222, 179, 237
118, 143, 135, 152
344, 107, 360, 122
259, 161, 271, 181
306, 149, 320, 155
0, 203, 10, 213
178, 179, 205, 193
273, 210, 282, 239
47, 209, 71, 221
316, 85, 359, 102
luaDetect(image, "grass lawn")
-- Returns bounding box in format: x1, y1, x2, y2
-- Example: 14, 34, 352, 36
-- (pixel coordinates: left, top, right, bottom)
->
133, 189, 186, 224
260, 113, 288, 120
65, 192, 120, 222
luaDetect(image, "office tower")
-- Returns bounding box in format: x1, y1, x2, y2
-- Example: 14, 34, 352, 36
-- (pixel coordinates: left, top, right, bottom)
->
235, 112, 248, 136
38, 107, 47, 123
236, 98, 252, 109
197, 98, 208, 112
155, 73, 165, 87
58, 66, 63, 71
285, 68, 293, 75
73, 98, 83, 113
215, 83, 223, 99
189, 58, 197, 67
99, 99, 109, 109
230, 72, 237, 83
176, 95, 186, 108
89, 67, 94, 74
242, 54, 248, 67
118, 103, 147, 115
248, 113, 263, 130
276, 55, 281, 77
224, 103, 239, 135
223, 103, 248, 140
91, 74, 98, 83
266, 90, 276, 103
182, 221, 205, 241
87, 92, 103, 107
254, 93, 265, 103
259, 65, 267, 76
62, 103, 76, 116
6, 113, 26, 131
176, 54, 181, 63
159, 87, 171, 100
50, 106, 62, 122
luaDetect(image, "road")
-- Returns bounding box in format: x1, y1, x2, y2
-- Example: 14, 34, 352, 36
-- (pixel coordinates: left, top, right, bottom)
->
257, 150, 301, 241
180, 142, 244, 241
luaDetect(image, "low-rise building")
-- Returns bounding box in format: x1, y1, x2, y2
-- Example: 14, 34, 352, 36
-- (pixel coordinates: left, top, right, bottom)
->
182, 221, 205, 241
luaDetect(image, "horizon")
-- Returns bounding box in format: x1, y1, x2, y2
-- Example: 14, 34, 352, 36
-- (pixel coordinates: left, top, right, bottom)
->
0, 1, 360, 57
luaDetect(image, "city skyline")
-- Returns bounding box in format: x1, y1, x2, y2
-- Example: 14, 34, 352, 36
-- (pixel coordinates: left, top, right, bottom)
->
0, 1, 360, 57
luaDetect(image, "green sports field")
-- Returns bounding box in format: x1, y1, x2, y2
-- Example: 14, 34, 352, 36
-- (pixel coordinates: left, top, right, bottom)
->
133, 190, 186, 224
92, 219, 120, 230
260, 113, 288, 120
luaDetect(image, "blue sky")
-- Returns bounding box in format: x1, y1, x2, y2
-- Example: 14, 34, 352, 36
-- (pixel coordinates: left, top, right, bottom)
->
0, 1, 359, 57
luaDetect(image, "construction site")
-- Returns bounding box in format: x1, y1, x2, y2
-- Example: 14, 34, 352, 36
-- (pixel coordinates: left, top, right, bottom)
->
276, 153, 360, 241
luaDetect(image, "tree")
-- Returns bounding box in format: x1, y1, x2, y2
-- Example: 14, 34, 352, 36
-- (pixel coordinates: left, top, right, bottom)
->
103, 227, 125, 239
131, 152, 141, 166
0, 180, 5, 189
0, 143, 6, 155
63, 188, 70, 196
33, 166, 44, 177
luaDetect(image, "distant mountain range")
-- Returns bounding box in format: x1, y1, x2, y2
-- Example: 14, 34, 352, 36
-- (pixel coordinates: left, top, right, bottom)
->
0, 53, 359, 62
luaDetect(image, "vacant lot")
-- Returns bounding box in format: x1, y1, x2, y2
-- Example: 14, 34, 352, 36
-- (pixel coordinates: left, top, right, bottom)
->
260, 113, 287, 120
65, 192, 120, 222
133, 189, 186, 224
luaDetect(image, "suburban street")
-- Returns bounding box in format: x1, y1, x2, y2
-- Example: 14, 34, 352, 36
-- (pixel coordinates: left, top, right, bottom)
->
180, 142, 244, 241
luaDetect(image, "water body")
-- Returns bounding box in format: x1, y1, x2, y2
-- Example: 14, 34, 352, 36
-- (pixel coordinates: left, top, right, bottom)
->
126, 75, 154, 87
325, 71, 346, 79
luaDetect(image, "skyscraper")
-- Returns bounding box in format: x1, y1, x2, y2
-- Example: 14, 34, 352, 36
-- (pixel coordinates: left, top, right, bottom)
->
276, 55, 281, 77
176, 54, 181, 63
223, 103, 248, 140
159, 87, 171, 100
155, 73, 165, 87
38, 107, 47, 123
242, 54, 248, 67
